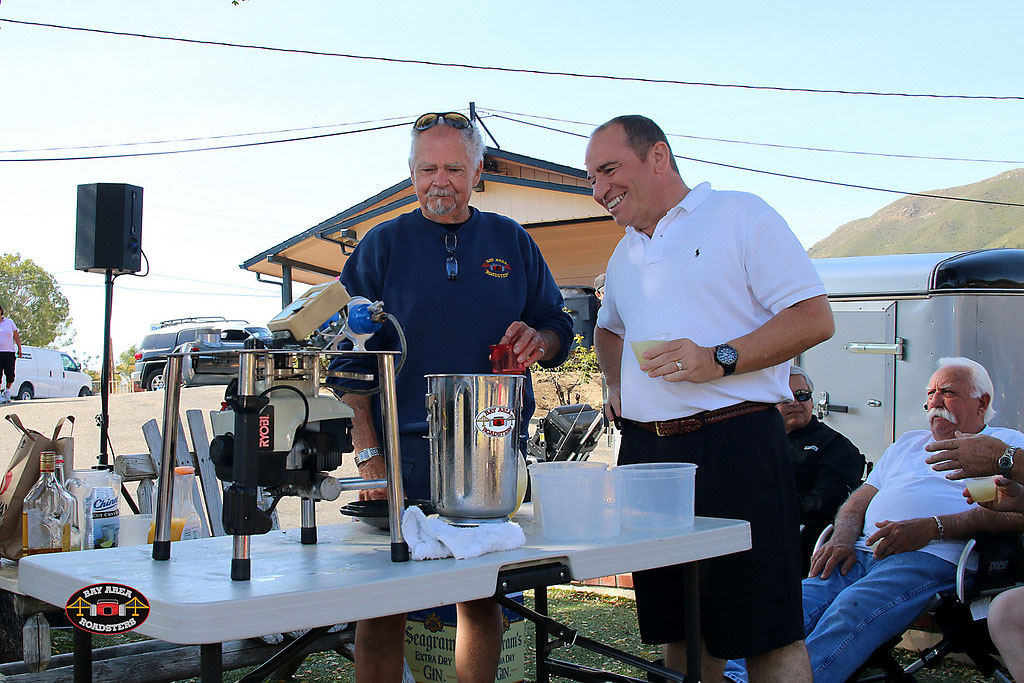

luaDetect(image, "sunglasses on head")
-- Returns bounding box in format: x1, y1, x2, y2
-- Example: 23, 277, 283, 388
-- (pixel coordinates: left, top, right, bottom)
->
414, 112, 471, 131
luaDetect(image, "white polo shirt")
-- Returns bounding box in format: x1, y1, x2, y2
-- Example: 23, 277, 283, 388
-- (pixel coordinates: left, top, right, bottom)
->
0, 317, 18, 353
596, 182, 825, 421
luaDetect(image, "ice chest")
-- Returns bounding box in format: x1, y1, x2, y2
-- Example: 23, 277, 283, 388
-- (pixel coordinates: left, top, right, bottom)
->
615, 462, 697, 529
405, 592, 525, 683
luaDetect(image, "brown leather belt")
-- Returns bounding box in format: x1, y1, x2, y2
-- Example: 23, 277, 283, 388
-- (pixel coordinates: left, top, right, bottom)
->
631, 401, 774, 437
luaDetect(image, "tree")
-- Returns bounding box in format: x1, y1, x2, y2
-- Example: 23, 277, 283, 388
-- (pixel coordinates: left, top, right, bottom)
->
533, 335, 602, 406
0, 254, 73, 347
117, 345, 138, 381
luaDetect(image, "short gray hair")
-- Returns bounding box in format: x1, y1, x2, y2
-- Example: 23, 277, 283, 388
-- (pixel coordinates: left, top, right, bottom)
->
789, 365, 813, 393
937, 357, 996, 423
409, 119, 485, 168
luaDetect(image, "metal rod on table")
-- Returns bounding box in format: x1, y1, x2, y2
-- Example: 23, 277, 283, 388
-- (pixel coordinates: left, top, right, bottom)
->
378, 352, 409, 562
231, 349, 258, 580
152, 353, 183, 561
300, 497, 316, 544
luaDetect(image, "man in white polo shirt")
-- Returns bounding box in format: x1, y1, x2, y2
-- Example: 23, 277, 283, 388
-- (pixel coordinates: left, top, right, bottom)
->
586, 115, 834, 682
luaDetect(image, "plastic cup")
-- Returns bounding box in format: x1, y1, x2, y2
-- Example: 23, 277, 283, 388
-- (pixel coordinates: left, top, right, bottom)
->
490, 344, 526, 375
528, 462, 618, 541
616, 463, 698, 529
119, 514, 154, 547
630, 340, 665, 365
965, 476, 998, 503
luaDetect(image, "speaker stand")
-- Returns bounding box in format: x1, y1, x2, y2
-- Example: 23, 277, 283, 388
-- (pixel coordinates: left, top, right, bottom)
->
98, 269, 114, 468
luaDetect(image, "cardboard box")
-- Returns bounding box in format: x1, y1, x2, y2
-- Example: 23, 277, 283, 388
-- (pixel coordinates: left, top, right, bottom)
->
405, 593, 525, 683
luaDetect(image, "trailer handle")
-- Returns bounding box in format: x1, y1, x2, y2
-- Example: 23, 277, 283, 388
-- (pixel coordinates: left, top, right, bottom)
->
844, 337, 904, 361
815, 391, 849, 419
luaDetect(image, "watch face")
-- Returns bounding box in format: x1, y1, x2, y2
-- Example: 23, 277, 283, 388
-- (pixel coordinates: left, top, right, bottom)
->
716, 345, 738, 365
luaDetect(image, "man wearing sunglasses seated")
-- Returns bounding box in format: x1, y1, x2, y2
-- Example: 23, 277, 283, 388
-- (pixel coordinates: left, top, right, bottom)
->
779, 366, 865, 575
330, 111, 573, 683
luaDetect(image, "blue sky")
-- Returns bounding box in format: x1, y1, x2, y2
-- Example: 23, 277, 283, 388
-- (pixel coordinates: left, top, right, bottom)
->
1, 1, 1022, 363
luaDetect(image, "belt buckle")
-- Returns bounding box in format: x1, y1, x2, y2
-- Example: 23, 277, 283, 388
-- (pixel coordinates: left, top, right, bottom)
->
655, 421, 671, 437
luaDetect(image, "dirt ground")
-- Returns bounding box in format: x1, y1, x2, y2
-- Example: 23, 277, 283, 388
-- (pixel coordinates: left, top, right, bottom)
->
532, 375, 604, 413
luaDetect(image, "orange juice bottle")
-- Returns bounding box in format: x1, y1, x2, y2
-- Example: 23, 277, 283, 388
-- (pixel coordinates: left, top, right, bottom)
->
149, 466, 203, 542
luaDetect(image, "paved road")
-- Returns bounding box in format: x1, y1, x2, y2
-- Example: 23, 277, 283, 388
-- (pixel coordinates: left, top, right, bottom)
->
0, 388, 616, 531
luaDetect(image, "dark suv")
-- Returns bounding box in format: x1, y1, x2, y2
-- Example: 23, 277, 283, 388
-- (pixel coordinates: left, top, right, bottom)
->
131, 317, 271, 391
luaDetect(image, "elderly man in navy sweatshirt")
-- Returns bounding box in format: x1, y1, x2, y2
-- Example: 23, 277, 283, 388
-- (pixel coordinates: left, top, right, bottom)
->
330, 111, 573, 683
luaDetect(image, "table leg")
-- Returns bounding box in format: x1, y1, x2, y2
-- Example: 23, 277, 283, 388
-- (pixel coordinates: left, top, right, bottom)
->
73, 627, 91, 683
535, 587, 549, 683
684, 562, 701, 682
201, 643, 222, 681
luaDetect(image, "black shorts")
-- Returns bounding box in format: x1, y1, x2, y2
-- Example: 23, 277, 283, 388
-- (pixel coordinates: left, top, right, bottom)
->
619, 407, 804, 660
0, 352, 14, 384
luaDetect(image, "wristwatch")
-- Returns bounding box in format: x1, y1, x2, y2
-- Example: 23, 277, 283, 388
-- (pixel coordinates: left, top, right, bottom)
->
998, 445, 1019, 477
714, 344, 738, 377
354, 446, 383, 467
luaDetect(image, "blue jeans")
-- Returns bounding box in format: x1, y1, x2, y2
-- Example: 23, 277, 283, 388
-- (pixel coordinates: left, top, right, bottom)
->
724, 550, 963, 683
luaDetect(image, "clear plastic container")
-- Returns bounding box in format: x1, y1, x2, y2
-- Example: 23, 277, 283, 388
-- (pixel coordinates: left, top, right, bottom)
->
528, 462, 618, 541
615, 462, 698, 529
149, 466, 202, 542
527, 461, 607, 524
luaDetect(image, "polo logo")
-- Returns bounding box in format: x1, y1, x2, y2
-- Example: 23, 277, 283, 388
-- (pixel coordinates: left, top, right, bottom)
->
481, 258, 511, 278
475, 407, 516, 438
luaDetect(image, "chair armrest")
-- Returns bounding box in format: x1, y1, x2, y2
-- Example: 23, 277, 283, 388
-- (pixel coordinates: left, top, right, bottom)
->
813, 524, 835, 555
956, 538, 977, 603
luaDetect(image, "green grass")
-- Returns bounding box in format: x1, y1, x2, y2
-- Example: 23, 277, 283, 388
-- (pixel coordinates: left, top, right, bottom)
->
51, 588, 992, 682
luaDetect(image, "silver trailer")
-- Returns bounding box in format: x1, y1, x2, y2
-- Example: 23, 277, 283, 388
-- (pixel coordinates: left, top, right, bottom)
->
798, 248, 1024, 463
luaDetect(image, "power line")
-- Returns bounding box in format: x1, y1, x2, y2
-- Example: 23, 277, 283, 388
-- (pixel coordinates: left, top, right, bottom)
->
487, 113, 1024, 209
0, 120, 410, 162
0, 115, 417, 154
2, 18, 1021, 101
481, 108, 1024, 165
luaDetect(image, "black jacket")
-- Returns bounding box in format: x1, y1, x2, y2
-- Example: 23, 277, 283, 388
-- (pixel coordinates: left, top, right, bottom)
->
788, 416, 865, 572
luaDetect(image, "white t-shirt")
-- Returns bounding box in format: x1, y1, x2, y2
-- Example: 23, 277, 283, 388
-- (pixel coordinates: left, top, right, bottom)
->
595, 182, 826, 421
0, 317, 18, 353
857, 425, 1024, 565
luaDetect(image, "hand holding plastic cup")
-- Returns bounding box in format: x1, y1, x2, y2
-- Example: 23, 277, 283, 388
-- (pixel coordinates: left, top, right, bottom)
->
965, 476, 998, 503
490, 344, 526, 375
630, 340, 665, 366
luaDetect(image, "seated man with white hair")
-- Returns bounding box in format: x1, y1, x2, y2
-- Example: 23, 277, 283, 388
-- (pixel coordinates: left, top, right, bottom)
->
725, 357, 1024, 682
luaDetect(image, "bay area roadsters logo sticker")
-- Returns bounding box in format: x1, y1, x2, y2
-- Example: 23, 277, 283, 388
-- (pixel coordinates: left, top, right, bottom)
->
475, 407, 516, 438
481, 258, 511, 278
65, 583, 150, 634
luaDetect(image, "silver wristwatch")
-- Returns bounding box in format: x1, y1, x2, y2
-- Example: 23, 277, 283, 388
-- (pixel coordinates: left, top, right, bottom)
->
998, 445, 1019, 477
354, 446, 383, 467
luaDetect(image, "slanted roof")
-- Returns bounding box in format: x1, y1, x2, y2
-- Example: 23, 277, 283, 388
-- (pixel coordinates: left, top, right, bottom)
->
240, 147, 617, 287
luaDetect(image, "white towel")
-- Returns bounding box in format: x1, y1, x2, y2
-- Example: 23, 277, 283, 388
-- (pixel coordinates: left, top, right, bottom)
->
401, 506, 526, 561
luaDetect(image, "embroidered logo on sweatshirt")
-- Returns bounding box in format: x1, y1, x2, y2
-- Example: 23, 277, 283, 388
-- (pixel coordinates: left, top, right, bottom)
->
481, 258, 511, 278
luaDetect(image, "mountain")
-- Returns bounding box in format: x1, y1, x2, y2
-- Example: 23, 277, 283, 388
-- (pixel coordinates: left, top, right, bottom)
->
807, 169, 1024, 258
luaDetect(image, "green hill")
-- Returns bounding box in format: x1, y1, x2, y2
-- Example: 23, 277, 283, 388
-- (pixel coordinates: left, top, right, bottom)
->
807, 168, 1024, 257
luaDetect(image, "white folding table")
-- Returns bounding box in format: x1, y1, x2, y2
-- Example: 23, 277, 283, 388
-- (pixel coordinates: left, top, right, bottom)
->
18, 505, 750, 682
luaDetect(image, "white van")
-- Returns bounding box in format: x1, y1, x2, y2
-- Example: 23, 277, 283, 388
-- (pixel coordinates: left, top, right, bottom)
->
12, 346, 93, 400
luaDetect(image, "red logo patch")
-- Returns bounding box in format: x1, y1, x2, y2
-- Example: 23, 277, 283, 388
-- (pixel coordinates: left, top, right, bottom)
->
481, 258, 511, 278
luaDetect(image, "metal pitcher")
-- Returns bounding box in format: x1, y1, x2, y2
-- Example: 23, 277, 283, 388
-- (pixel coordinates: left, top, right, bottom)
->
426, 374, 524, 523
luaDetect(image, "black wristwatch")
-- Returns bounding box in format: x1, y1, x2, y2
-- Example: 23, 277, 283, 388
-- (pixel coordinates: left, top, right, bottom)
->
998, 446, 1019, 477
714, 343, 738, 377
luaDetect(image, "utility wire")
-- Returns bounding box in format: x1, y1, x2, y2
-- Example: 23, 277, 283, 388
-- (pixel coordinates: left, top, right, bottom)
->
481, 108, 1024, 165
487, 113, 1024, 209
2, 18, 1021, 101
0, 115, 417, 154
0, 120, 410, 162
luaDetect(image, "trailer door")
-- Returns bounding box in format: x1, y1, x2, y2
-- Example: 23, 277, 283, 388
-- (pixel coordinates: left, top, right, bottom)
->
797, 300, 897, 464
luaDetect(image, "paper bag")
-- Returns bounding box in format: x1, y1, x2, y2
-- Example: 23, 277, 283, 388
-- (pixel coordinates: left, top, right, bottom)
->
0, 415, 75, 560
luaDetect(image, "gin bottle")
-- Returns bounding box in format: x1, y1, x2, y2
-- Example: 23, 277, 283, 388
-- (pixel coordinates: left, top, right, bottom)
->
22, 451, 76, 555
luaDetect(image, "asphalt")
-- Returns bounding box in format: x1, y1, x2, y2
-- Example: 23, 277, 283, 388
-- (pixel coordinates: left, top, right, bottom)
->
0, 387, 617, 530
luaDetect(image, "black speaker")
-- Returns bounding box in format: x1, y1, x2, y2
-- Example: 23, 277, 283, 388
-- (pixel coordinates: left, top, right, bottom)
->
75, 183, 144, 274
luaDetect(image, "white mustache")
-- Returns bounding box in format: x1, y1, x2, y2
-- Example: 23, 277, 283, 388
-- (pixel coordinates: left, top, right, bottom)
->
927, 407, 957, 424
427, 189, 456, 199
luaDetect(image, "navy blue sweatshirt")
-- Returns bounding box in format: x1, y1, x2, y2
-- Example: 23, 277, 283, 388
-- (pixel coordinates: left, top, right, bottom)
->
329, 208, 573, 488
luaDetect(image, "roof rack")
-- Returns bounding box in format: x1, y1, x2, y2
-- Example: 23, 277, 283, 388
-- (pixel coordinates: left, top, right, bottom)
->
151, 316, 229, 330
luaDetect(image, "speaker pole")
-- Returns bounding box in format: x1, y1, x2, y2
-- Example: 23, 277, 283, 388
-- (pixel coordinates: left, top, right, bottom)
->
98, 268, 114, 468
